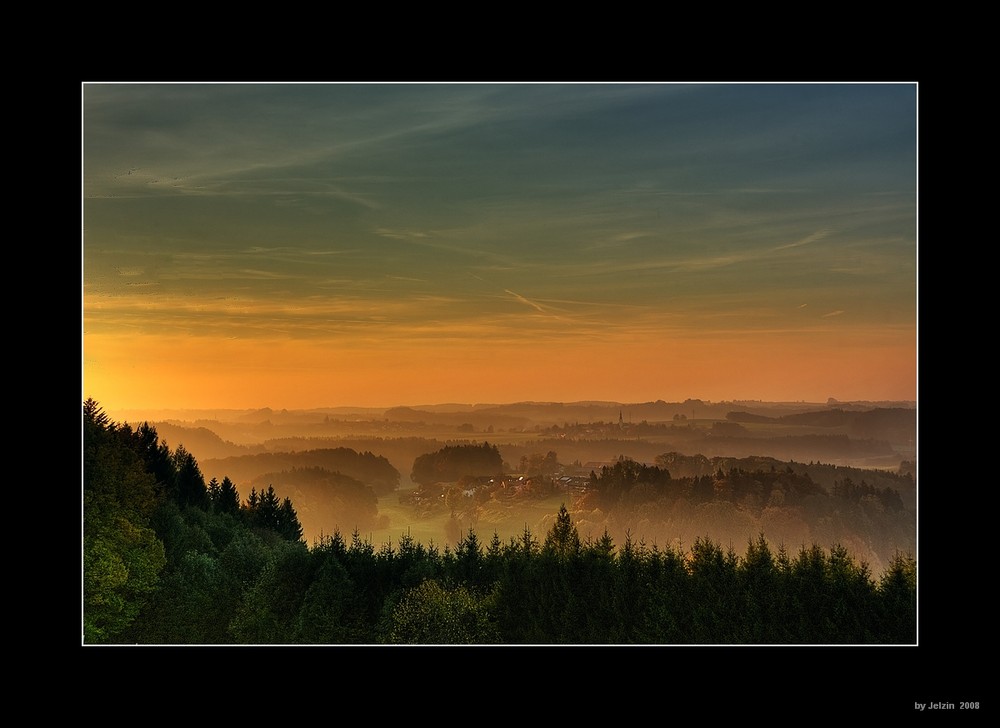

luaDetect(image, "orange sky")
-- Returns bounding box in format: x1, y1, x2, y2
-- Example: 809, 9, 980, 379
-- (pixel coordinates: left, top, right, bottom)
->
83, 83, 917, 411
83, 324, 916, 411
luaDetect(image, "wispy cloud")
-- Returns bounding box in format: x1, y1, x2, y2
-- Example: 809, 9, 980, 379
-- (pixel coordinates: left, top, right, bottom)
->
504, 289, 549, 314
374, 227, 524, 269
374, 228, 432, 240
114, 266, 145, 277
83, 84, 916, 406
772, 229, 831, 251
545, 229, 836, 280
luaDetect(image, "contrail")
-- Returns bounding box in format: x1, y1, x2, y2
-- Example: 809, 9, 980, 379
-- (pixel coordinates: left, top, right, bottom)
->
774, 229, 832, 251
505, 289, 548, 314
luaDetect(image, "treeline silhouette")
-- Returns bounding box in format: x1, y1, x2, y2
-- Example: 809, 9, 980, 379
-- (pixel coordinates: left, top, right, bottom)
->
204, 448, 399, 495
727, 406, 915, 441
83, 399, 915, 645
587, 456, 908, 514
410, 441, 503, 485
247, 466, 388, 536
567, 454, 914, 572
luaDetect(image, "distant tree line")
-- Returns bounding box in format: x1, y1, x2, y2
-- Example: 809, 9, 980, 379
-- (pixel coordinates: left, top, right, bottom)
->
249, 466, 386, 537
84, 400, 915, 645
586, 457, 833, 510
575, 455, 913, 571
410, 442, 503, 485
204, 448, 399, 496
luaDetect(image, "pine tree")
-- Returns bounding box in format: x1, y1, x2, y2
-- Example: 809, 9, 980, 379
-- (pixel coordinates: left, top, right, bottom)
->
277, 497, 304, 542
877, 550, 916, 643
542, 504, 581, 559
172, 445, 209, 509
218, 476, 241, 515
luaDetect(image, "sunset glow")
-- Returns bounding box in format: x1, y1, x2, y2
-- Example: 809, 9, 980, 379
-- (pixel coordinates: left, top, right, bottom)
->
82, 82, 917, 412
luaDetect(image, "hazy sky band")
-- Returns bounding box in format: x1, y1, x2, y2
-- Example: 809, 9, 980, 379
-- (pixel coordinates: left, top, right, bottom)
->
83, 82, 917, 409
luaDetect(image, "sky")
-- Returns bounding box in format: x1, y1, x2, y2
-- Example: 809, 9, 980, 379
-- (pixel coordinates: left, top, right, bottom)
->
82, 82, 917, 412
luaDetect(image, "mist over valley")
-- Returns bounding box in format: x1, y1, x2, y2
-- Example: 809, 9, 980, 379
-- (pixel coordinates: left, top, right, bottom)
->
110, 398, 916, 575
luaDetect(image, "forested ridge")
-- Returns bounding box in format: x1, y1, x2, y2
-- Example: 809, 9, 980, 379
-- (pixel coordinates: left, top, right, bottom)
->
204, 448, 399, 495
83, 400, 916, 645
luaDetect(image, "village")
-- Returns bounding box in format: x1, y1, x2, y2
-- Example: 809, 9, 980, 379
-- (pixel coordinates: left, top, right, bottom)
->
398, 461, 619, 515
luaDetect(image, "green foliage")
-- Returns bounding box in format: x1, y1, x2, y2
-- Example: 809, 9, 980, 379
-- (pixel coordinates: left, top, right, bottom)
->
121, 421, 176, 491
218, 527, 273, 590
127, 551, 233, 643
228, 540, 315, 643
208, 476, 242, 515
150, 500, 216, 564
295, 555, 359, 643
877, 550, 917, 643
83, 400, 310, 644
735, 534, 790, 642
380, 579, 500, 644
83, 400, 167, 643
242, 485, 304, 542
452, 529, 486, 586
542, 504, 581, 559
685, 537, 741, 642
83, 517, 166, 643
172, 445, 209, 510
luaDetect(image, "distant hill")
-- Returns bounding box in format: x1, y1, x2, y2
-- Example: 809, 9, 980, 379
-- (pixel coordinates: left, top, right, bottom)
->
653, 451, 916, 510
112, 399, 915, 431
726, 408, 915, 446
202, 448, 400, 496
246, 466, 387, 542
141, 421, 252, 461
384, 406, 530, 429
113, 400, 915, 486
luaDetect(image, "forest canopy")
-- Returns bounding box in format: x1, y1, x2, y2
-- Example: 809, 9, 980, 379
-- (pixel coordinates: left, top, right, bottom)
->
83, 400, 916, 645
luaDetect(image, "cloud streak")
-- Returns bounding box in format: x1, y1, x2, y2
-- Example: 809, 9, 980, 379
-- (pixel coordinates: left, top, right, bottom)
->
504, 289, 549, 314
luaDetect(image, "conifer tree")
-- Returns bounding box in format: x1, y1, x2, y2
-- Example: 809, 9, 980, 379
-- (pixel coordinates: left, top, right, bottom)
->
172, 445, 209, 509
217, 476, 242, 515
278, 497, 304, 542
542, 504, 581, 559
